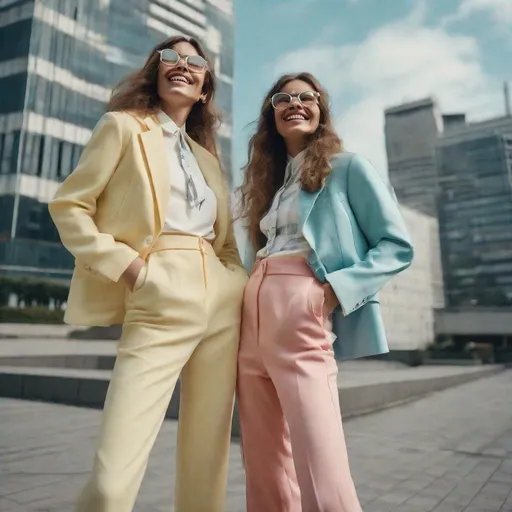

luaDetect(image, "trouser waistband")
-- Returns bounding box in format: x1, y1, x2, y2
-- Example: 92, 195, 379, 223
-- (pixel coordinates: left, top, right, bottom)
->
253, 257, 314, 277
146, 234, 215, 256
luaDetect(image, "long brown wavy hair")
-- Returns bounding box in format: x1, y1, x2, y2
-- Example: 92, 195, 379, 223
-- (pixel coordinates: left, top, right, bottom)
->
106, 36, 220, 155
238, 72, 343, 248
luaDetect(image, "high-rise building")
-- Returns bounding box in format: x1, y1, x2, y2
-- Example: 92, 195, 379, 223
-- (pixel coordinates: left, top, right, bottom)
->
384, 97, 443, 217
0, 0, 234, 281
436, 116, 512, 308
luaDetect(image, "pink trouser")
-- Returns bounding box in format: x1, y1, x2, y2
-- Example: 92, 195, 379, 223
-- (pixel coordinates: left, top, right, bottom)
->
237, 258, 362, 512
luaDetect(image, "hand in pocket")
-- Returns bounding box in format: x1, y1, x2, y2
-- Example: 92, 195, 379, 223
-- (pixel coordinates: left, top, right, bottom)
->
132, 264, 148, 293
322, 283, 339, 316
122, 257, 146, 291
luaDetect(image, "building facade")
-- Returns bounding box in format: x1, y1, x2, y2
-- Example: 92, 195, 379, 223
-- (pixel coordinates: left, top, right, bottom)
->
436, 117, 512, 309
379, 206, 444, 362
384, 98, 443, 217
0, 0, 234, 280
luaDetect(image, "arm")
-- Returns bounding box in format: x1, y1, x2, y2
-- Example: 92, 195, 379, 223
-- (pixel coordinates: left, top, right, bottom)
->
218, 218, 248, 279
325, 154, 414, 315
218, 189, 248, 279
48, 112, 140, 283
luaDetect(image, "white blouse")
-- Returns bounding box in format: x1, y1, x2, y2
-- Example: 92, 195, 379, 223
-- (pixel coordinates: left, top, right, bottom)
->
257, 151, 311, 259
158, 111, 217, 240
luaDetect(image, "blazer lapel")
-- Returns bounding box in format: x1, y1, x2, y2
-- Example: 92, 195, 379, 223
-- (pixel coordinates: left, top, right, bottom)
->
300, 188, 322, 232
300, 165, 336, 246
185, 135, 226, 252
140, 116, 170, 230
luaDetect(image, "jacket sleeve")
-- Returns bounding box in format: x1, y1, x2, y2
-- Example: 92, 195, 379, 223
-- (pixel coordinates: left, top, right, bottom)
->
219, 219, 246, 272
325, 154, 414, 315
48, 112, 140, 283
218, 191, 248, 281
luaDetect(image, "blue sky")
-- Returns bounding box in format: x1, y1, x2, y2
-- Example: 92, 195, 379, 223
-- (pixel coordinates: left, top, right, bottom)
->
231, 0, 511, 183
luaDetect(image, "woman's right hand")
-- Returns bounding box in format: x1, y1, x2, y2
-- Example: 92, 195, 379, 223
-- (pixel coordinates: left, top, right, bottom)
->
122, 257, 146, 291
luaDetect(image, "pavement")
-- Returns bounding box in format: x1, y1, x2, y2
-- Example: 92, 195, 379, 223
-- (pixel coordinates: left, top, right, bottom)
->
1, 371, 511, 512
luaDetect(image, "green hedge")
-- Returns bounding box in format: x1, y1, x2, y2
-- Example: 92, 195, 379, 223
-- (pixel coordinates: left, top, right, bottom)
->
0, 276, 69, 308
0, 307, 65, 324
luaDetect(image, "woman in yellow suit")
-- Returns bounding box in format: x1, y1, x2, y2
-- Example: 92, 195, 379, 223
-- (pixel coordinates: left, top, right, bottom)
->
49, 35, 247, 512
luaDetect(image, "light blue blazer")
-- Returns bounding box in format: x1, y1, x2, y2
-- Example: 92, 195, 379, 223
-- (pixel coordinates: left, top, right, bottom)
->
242, 152, 414, 360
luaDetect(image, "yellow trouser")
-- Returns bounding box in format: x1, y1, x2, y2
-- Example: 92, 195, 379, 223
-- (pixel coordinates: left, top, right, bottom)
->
76, 235, 244, 512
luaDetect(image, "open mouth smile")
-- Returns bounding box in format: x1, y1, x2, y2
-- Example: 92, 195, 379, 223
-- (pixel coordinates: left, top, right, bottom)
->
283, 113, 309, 122
166, 72, 192, 85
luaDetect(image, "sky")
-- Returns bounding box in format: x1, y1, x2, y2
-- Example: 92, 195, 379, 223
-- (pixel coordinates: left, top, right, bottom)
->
231, 0, 511, 183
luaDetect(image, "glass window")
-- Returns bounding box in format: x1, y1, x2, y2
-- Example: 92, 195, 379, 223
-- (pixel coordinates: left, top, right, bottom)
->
55, 141, 64, 178
62, 142, 73, 177
0, 20, 31, 60
72, 144, 82, 170
0, 74, 27, 114
36, 136, 46, 177
1, 133, 14, 174
22, 132, 35, 174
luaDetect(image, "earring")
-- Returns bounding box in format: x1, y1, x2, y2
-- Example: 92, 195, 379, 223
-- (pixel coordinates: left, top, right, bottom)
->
200, 96, 206, 104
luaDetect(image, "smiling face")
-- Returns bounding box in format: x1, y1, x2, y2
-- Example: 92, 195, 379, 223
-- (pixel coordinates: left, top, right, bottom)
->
273, 79, 321, 153
157, 41, 206, 109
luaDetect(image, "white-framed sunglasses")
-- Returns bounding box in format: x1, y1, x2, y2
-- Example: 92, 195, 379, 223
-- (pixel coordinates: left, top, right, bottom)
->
271, 91, 320, 111
157, 48, 208, 74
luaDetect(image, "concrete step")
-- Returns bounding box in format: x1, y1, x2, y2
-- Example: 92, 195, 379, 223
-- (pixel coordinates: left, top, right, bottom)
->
0, 361, 504, 437
0, 323, 87, 339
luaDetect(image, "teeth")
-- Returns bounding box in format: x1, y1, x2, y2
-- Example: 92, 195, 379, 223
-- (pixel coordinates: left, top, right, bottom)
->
169, 76, 189, 84
285, 115, 306, 121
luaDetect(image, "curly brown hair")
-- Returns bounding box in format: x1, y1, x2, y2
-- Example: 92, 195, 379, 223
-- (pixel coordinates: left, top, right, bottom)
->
238, 72, 343, 249
106, 35, 220, 155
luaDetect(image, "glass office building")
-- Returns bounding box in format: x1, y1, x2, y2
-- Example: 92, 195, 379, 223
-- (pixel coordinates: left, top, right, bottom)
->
0, 0, 234, 280
436, 119, 512, 308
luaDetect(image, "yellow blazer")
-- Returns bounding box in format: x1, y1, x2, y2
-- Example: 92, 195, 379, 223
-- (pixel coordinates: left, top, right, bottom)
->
49, 111, 246, 326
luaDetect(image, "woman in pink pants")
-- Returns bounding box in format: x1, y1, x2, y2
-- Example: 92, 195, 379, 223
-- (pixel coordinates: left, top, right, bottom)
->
236, 72, 413, 512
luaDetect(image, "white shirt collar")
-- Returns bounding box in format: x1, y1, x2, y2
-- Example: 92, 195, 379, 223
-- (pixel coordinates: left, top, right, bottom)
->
157, 110, 187, 136
285, 150, 305, 180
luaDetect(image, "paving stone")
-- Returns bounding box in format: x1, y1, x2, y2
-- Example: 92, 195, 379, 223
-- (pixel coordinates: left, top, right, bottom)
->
0, 498, 34, 512
1, 371, 511, 511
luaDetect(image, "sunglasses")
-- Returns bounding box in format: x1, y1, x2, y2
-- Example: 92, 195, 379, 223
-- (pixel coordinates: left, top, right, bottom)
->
271, 91, 320, 111
157, 48, 208, 74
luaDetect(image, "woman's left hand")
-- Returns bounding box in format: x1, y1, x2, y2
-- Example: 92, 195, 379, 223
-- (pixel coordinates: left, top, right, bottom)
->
322, 283, 339, 316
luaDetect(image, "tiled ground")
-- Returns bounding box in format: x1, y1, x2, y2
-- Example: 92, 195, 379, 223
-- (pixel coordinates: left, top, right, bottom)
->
1, 372, 511, 512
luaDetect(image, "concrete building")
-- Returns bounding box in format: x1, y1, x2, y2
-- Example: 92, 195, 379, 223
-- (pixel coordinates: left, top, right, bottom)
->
379, 206, 444, 363
0, 0, 234, 280
384, 98, 443, 217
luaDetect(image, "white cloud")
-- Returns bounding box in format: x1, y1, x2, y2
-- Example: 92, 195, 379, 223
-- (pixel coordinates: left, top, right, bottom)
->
445, 0, 512, 25
442, 0, 512, 44
271, 2, 502, 174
